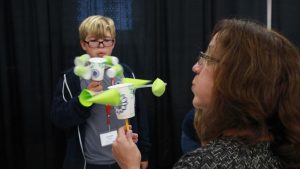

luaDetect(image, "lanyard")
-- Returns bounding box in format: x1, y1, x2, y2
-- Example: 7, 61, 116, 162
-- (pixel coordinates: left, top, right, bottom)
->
105, 77, 115, 131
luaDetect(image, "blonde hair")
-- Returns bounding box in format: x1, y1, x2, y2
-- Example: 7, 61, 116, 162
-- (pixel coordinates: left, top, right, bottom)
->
79, 15, 116, 40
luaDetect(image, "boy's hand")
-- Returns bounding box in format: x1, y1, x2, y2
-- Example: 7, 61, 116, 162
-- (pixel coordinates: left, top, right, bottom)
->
87, 81, 103, 92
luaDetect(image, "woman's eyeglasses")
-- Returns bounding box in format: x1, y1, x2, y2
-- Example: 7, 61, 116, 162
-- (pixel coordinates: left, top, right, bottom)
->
197, 51, 220, 66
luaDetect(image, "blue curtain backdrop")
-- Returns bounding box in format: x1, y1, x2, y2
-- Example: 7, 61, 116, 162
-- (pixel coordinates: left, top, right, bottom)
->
1, 0, 300, 168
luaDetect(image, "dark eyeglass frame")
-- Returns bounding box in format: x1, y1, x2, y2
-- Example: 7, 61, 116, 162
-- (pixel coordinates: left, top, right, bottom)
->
84, 38, 115, 48
197, 51, 220, 66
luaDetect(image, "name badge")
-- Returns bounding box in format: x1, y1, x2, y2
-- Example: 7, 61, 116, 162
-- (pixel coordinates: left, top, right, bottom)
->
100, 130, 117, 147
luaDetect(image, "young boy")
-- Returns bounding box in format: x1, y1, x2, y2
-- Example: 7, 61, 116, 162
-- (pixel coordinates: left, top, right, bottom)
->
51, 15, 150, 169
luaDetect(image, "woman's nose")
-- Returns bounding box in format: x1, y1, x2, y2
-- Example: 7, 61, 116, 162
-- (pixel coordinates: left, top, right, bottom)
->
192, 62, 201, 73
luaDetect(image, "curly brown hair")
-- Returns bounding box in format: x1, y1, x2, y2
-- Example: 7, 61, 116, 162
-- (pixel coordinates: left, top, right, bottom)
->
195, 19, 300, 168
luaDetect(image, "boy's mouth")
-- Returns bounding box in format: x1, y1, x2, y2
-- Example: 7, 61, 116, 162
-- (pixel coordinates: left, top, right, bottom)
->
97, 53, 106, 57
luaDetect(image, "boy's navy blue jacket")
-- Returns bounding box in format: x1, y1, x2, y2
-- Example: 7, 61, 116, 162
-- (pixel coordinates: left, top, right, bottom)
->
181, 109, 201, 154
51, 64, 150, 169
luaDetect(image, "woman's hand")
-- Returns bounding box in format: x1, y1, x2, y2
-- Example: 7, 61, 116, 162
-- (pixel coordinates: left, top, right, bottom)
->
112, 126, 141, 169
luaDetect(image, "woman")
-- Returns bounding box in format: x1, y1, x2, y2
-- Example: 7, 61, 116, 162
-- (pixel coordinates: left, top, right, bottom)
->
112, 19, 300, 168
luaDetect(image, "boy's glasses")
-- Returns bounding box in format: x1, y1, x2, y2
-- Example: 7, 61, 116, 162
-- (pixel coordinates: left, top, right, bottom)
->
197, 51, 220, 66
84, 39, 115, 48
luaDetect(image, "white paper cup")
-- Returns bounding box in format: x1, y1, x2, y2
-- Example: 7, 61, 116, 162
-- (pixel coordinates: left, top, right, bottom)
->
108, 83, 135, 119
89, 58, 105, 81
